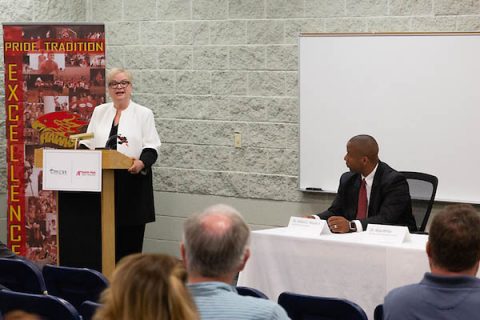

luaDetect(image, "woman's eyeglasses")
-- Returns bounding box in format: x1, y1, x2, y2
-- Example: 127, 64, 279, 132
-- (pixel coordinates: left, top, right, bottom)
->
108, 80, 131, 89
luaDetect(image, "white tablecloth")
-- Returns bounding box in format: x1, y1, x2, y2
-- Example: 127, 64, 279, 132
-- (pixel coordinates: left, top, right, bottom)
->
237, 228, 429, 319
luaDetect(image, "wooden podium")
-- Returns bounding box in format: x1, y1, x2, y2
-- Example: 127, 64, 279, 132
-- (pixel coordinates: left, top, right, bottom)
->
34, 148, 133, 278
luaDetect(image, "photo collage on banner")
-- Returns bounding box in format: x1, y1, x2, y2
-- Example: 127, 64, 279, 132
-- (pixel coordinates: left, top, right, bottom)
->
3, 24, 105, 263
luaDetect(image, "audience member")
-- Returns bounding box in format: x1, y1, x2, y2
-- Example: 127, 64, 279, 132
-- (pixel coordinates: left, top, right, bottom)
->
93, 253, 198, 320
182, 204, 290, 320
0, 240, 16, 258
3, 310, 42, 320
384, 204, 480, 319
0, 240, 16, 290
0, 240, 50, 274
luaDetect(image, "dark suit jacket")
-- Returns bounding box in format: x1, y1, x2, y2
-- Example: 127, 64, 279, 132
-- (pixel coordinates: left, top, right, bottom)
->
318, 161, 417, 231
0, 240, 15, 258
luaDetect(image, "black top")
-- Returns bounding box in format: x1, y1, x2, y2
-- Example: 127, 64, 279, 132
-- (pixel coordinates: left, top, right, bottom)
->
78, 121, 158, 226
107, 121, 157, 168
108, 121, 158, 226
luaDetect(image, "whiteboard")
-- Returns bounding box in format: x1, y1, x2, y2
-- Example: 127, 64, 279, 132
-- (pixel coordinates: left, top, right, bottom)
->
299, 33, 480, 203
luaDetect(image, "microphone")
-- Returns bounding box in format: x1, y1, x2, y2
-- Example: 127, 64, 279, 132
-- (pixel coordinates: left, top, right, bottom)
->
69, 132, 94, 140
105, 134, 117, 150
70, 132, 94, 150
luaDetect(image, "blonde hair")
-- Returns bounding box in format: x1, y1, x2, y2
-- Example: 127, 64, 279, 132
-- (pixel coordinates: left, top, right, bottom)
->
4, 310, 42, 320
93, 254, 198, 320
106, 68, 133, 84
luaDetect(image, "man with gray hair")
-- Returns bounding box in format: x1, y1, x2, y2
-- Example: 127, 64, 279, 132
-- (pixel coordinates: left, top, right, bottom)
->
181, 204, 290, 320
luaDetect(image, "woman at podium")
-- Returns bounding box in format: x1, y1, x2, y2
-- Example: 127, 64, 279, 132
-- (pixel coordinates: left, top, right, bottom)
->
78, 68, 161, 263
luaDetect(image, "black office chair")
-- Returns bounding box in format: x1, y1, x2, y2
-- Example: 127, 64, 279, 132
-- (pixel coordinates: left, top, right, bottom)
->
400, 171, 438, 232
278, 292, 368, 320
0, 289, 81, 320
374, 304, 383, 320
0, 258, 47, 294
236, 286, 269, 299
79, 300, 102, 320
42, 264, 108, 309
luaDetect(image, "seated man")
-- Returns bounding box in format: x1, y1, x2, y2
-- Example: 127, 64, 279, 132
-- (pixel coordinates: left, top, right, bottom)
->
315, 134, 416, 233
0, 240, 47, 272
384, 204, 480, 319
181, 204, 290, 320
0, 240, 16, 259
0, 240, 19, 290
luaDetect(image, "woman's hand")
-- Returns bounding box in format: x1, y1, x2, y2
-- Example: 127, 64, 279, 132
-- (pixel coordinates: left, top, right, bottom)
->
128, 159, 145, 174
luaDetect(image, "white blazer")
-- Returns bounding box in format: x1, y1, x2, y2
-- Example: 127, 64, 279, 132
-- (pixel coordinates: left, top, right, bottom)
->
80, 101, 161, 159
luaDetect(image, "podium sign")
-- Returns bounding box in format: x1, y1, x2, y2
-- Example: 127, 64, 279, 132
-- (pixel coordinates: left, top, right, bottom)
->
43, 149, 102, 192
35, 148, 132, 278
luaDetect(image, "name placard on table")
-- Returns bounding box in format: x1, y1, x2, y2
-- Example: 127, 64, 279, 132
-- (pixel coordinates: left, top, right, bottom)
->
287, 216, 332, 236
364, 224, 411, 245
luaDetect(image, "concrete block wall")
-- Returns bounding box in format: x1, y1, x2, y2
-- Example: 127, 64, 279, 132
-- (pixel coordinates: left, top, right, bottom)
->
90, 0, 480, 205
1, 0, 479, 252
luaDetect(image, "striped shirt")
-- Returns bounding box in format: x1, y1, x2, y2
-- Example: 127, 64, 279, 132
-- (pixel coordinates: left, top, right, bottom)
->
189, 282, 290, 320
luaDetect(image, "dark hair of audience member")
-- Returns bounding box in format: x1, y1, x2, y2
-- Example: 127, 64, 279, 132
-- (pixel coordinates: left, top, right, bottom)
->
429, 204, 480, 272
93, 253, 198, 320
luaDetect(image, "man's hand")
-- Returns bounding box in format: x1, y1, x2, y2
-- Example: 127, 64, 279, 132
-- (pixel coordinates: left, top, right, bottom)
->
327, 216, 350, 233
128, 159, 145, 174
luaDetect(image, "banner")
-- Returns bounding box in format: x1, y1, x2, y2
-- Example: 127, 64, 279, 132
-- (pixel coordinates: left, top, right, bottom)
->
3, 24, 105, 263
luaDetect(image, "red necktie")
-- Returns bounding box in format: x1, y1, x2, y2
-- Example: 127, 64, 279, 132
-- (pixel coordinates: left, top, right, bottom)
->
356, 178, 367, 220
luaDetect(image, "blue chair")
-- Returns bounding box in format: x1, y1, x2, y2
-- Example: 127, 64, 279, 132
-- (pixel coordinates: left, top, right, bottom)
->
374, 304, 383, 320
0, 289, 81, 320
0, 258, 47, 294
278, 292, 368, 320
236, 286, 269, 299
42, 264, 108, 309
79, 300, 102, 320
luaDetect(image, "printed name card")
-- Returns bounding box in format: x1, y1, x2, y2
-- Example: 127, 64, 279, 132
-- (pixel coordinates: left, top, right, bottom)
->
365, 224, 410, 245
287, 217, 331, 236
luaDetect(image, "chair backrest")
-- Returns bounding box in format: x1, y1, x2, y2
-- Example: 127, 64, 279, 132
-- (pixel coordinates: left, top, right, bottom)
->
236, 286, 269, 299
0, 258, 47, 294
0, 289, 82, 320
79, 300, 102, 320
374, 304, 383, 320
42, 264, 108, 309
400, 171, 438, 232
278, 292, 368, 320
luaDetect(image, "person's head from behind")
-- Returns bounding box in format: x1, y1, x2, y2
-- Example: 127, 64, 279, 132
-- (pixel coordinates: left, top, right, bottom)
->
3, 310, 43, 320
94, 253, 197, 320
427, 204, 480, 275
181, 204, 250, 281
344, 134, 379, 176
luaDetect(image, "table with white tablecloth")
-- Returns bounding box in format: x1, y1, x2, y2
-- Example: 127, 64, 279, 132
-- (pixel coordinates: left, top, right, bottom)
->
237, 228, 429, 319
